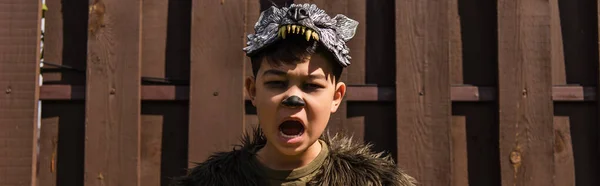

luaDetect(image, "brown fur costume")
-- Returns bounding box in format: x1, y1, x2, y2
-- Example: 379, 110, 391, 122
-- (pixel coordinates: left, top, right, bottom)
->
171, 128, 417, 186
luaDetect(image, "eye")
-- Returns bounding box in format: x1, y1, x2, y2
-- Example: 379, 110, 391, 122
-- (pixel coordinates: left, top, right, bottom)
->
303, 83, 324, 91
299, 9, 307, 16
265, 81, 287, 88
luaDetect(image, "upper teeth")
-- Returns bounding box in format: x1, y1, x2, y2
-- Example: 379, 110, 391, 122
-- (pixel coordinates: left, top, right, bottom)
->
278, 24, 319, 41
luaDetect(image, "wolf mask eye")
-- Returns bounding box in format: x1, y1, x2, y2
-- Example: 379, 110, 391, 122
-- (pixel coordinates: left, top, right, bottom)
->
287, 7, 310, 21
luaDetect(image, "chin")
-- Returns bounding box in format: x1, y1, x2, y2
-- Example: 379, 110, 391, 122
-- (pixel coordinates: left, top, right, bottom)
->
265, 134, 303, 154
276, 146, 305, 156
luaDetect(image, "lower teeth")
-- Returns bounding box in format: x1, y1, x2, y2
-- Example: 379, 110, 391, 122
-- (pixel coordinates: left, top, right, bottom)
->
280, 130, 302, 138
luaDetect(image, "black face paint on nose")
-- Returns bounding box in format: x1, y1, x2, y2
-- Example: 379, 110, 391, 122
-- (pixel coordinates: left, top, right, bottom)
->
281, 95, 305, 107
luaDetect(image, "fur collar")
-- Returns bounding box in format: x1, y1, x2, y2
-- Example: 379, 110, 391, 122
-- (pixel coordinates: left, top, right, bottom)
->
171, 128, 416, 186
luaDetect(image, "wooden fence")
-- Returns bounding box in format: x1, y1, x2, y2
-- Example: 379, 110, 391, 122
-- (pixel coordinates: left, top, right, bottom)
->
1, 0, 599, 185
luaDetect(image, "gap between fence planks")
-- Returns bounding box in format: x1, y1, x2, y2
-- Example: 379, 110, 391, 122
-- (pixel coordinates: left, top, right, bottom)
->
85, 0, 143, 185
0, 0, 42, 185
42, 0, 88, 85
597, 0, 600, 175
395, 0, 453, 185
188, 0, 246, 167
497, 0, 555, 185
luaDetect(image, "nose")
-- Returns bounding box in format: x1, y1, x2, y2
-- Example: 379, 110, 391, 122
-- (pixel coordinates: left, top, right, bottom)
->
281, 95, 305, 108
287, 7, 309, 21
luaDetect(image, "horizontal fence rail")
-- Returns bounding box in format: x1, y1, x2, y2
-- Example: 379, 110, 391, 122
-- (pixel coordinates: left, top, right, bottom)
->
40, 85, 598, 102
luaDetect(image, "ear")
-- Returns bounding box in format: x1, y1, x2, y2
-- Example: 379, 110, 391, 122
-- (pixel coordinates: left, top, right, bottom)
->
245, 76, 257, 106
330, 82, 346, 113
333, 14, 358, 42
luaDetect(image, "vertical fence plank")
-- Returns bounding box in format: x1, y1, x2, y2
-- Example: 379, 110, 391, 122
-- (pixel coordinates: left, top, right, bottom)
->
553, 116, 575, 186
450, 0, 463, 85
188, 0, 246, 166
140, 0, 167, 185
395, 0, 452, 185
550, 0, 566, 85
451, 116, 469, 186
549, 0, 575, 184
38, 117, 59, 186
140, 115, 162, 186
0, 0, 42, 185
497, 0, 555, 185
449, 0, 469, 185
346, 0, 366, 85
42, 0, 64, 83
85, 0, 142, 185
142, 0, 168, 79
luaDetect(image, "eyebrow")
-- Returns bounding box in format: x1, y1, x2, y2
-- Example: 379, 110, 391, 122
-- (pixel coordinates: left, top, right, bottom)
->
308, 74, 326, 79
263, 69, 327, 80
262, 69, 287, 77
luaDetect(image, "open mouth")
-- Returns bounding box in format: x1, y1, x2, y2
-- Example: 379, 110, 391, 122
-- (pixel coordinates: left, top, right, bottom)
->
278, 24, 319, 41
279, 120, 305, 138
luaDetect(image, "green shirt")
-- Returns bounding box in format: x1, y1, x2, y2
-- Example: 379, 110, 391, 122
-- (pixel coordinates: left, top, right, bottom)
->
256, 140, 329, 186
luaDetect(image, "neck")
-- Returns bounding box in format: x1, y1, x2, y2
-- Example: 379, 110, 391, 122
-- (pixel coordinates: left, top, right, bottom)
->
257, 140, 322, 170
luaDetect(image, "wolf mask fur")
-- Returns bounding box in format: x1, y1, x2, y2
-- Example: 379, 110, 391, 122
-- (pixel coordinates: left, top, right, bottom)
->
243, 3, 359, 67
171, 128, 417, 186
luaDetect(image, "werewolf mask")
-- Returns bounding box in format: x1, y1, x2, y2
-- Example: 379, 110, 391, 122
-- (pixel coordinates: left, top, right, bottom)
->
243, 3, 359, 67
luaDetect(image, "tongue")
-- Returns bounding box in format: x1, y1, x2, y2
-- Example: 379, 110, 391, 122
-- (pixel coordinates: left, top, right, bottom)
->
280, 121, 304, 135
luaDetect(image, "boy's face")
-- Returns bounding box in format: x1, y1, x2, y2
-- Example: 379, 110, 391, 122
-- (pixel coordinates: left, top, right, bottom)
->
245, 53, 346, 156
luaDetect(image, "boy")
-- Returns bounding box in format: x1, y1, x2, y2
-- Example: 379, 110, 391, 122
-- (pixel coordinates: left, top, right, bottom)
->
173, 3, 416, 186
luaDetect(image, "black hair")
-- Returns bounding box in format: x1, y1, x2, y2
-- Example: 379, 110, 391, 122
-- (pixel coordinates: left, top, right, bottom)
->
249, 35, 343, 83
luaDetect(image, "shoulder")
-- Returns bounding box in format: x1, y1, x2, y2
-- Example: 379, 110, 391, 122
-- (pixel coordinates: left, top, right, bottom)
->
315, 133, 417, 186
170, 147, 264, 186
170, 129, 268, 186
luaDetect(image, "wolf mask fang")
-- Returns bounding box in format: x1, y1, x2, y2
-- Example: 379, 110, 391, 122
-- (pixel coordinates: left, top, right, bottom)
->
243, 3, 359, 67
